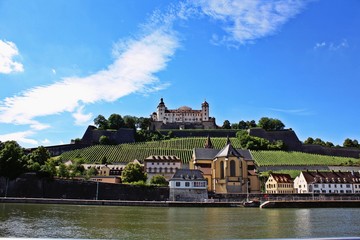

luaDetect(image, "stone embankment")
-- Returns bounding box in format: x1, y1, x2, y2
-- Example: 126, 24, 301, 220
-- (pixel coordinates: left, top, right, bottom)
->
260, 200, 360, 208
0, 197, 241, 207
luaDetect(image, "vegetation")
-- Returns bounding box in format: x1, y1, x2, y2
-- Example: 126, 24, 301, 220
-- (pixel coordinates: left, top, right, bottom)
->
94, 114, 151, 130
0, 141, 26, 179
150, 175, 168, 186
251, 150, 360, 167
121, 162, 147, 183
236, 130, 285, 150
221, 117, 285, 130
61, 137, 241, 163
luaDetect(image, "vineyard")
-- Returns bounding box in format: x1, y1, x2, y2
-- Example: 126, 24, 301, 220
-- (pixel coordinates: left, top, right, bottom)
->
60, 137, 241, 163
251, 150, 360, 167
60, 137, 360, 167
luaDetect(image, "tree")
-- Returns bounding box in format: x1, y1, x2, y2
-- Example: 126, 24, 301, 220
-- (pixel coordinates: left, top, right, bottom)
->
137, 117, 151, 130
258, 117, 285, 131
222, 120, 231, 129
101, 156, 108, 164
304, 137, 314, 144
121, 162, 147, 183
94, 115, 108, 129
238, 120, 248, 129
27, 146, 51, 168
99, 135, 112, 145
150, 175, 168, 186
231, 123, 239, 129
0, 141, 26, 179
108, 113, 124, 129
343, 138, 359, 148
123, 115, 136, 129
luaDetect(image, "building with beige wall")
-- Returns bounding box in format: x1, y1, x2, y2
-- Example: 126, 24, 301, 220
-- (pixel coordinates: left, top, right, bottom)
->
144, 155, 182, 182
265, 173, 294, 194
190, 137, 261, 194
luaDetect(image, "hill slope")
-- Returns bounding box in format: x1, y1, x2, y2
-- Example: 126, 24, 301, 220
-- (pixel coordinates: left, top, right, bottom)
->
60, 137, 360, 167
61, 137, 240, 163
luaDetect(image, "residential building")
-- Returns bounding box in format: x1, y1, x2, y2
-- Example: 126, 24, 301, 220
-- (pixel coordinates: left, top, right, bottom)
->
190, 137, 261, 194
294, 170, 359, 194
144, 155, 182, 182
265, 173, 294, 194
169, 169, 208, 201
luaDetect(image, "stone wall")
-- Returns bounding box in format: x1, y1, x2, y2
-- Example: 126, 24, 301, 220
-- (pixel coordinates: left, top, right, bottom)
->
169, 188, 208, 202
0, 175, 169, 201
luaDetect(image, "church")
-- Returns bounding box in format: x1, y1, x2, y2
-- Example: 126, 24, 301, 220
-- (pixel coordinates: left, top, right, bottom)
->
150, 98, 217, 130
190, 137, 261, 194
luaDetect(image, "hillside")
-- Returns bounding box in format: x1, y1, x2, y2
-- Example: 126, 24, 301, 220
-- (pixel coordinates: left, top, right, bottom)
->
60, 137, 360, 167
60, 137, 241, 163
252, 151, 360, 167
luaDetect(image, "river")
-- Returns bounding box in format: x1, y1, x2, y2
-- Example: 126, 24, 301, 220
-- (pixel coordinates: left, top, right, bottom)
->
1, 203, 360, 239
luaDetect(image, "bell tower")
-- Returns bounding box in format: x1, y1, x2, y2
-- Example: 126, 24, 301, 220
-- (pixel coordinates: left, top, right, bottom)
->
201, 100, 209, 121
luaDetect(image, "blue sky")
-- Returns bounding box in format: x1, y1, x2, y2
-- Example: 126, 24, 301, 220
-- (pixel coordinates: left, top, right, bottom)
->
0, 0, 359, 148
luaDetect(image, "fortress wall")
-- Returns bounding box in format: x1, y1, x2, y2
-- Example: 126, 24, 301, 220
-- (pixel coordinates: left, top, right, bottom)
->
0, 175, 169, 201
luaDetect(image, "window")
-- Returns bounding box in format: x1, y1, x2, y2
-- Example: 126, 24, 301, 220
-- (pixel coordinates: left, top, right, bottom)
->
176, 182, 180, 187
220, 161, 224, 179
230, 160, 236, 177
185, 182, 190, 187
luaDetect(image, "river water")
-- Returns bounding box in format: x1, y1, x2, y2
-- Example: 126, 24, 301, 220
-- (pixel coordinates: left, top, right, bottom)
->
0, 203, 360, 239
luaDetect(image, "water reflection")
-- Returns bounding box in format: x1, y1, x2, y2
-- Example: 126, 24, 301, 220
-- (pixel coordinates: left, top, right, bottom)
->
1, 203, 360, 239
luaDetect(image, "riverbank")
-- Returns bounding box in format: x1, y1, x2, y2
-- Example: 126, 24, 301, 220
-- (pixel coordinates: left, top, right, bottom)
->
0, 197, 242, 207
3, 197, 360, 208
261, 200, 360, 208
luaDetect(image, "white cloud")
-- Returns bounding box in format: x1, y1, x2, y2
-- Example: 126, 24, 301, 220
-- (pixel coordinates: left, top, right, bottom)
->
193, 0, 306, 45
0, 27, 179, 128
314, 39, 348, 51
0, 130, 38, 146
314, 42, 326, 50
72, 105, 93, 126
269, 107, 313, 116
0, 40, 24, 74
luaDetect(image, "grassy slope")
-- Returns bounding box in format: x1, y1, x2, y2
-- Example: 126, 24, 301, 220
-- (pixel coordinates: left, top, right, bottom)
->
60, 137, 360, 166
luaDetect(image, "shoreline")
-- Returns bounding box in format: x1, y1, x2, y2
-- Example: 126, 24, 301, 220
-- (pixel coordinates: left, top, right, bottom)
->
2, 197, 360, 208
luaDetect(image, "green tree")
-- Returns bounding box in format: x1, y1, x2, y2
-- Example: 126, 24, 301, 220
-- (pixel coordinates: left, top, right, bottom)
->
108, 113, 124, 129
94, 114, 108, 129
123, 115, 137, 129
150, 175, 168, 186
238, 120, 248, 129
258, 117, 285, 131
99, 135, 112, 145
101, 156, 108, 164
121, 162, 147, 183
304, 137, 314, 144
343, 138, 359, 148
231, 123, 239, 129
137, 117, 151, 130
57, 163, 69, 178
26, 146, 51, 171
0, 141, 26, 179
222, 120, 231, 129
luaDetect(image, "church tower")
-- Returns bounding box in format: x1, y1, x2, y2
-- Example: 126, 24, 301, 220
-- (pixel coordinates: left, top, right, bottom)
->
201, 100, 209, 121
157, 98, 166, 122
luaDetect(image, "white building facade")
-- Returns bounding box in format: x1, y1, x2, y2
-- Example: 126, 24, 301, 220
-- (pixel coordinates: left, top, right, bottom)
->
151, 98, 209, 124
294, 171, 360, 194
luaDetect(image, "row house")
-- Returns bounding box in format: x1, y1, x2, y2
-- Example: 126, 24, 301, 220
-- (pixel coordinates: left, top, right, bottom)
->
144, 155, 182, 182
265, 173, 294, 194
294, 170, 360, 194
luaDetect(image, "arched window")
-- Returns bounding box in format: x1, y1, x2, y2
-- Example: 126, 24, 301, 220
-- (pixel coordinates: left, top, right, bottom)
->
148, 167, 152, 173
230, 160, 236, 177
220, 161, 224, 179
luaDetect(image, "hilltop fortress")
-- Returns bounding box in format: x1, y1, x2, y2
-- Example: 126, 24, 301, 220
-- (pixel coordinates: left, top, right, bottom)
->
150, 98, 217, 130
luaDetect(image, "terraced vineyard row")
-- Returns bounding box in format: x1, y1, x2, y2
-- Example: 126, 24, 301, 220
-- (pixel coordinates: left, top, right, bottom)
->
61, 137, 239, 163
251, 150, 360, 166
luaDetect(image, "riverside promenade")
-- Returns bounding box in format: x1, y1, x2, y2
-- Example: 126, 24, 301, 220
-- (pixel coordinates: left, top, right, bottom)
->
2, 197, 360, 208
0, 197, 242, 207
